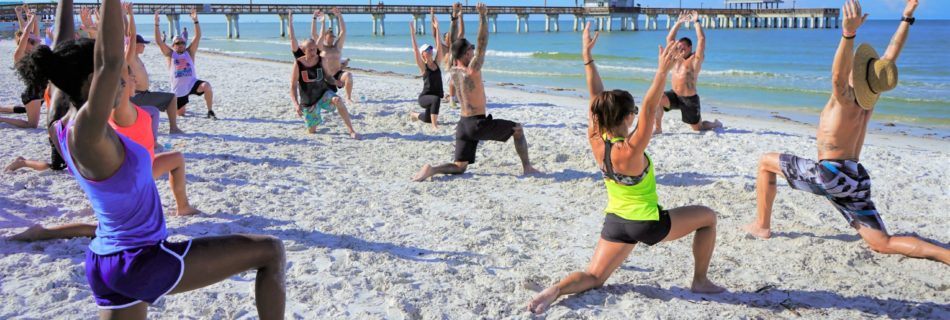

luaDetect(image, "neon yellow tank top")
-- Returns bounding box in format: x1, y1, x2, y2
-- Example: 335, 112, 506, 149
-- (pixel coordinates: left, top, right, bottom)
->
601, 135, 660, 221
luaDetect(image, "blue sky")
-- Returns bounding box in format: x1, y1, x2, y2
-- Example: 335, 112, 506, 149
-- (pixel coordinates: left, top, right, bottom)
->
102, 0, 946, 22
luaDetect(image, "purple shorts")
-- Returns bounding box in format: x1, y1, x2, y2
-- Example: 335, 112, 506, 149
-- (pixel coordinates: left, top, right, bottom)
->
85, 240, 191, 309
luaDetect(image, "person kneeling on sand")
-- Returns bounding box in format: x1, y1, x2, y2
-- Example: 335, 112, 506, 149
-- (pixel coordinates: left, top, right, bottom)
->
526, 23, 725, 314
743, 0, 948, 265
290, 39, 359, 139
12, 1, 286, 318
408, 17, 446, 130
412, 3, 540, 181
154, 9, 218, 120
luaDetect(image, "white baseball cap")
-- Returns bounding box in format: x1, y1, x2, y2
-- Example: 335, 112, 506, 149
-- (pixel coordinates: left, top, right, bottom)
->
419, 44, 434, 53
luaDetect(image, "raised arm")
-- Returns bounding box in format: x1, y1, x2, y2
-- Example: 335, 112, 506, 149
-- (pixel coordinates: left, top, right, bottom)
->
81, 7, 98, 39
53, 0, 75, 46
666, 11, 688, 44
691, 11, 706, 63
630, 42, 681, 153
153, 11, 171, 57
73, 0, 124, 153
332, 7, 346, 49
124, 3, 137, 64
409, 21, 426, 74
457, 4, 466, 39
431, 8, 445, 63
288, 10, 299, 53
14, 15, 37, 63
15, 6, 25, 32
449, 2, 460, 47
187, 7, 201, 57
582, 22, 604, 139
883, 0, 917, 61
316, 10, 325, 42
832, 0, 868, 102
468, 3, 489, 71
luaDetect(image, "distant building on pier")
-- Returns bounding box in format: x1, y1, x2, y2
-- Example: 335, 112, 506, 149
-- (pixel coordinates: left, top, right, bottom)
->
725, 0, 784, 9
584, 0, 637, 8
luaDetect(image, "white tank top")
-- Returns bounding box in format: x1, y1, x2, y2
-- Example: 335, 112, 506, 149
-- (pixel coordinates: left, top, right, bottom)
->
170, 51, 198, 97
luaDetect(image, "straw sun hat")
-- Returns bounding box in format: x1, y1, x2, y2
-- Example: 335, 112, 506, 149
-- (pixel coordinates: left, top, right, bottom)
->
852, 43, 898, 110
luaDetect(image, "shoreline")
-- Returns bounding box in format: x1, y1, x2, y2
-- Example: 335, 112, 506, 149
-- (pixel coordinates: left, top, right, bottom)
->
196, 48, 950, 141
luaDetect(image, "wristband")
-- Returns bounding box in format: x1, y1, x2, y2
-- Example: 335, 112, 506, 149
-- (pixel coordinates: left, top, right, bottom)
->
584, 60, 594, 66
843, 35, 855, 40
901, 16, 915, 25
842, 30, 856, 38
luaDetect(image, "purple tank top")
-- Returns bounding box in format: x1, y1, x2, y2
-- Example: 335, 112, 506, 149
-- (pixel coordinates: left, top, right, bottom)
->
55, 120, 167, 255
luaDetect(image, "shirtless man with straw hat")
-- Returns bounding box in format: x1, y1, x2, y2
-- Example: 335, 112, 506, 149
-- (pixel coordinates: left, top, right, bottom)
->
743, 0, 948, 265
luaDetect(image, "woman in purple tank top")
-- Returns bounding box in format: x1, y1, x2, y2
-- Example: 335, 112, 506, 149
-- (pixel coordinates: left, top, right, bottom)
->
12, 0, 286, 318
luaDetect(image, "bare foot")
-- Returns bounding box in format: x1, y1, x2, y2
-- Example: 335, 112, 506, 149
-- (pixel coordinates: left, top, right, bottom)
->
522, 165, 541, 176
5, 156, 26, 172
350, 131, 361, 140
527, 286, 559, 314
742, 223, 772, 239
411, 164, 434, 182
169, 127, 185, 134
8, 224, 46, 241
174, 205, 201, 217
653, 127, 663, 135
409, 112, 420, 122
691, 278, 726, 294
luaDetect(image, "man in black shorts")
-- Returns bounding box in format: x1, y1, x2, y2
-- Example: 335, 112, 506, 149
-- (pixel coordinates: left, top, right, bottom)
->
412, 3, 539, 181
654, 10, 722, 133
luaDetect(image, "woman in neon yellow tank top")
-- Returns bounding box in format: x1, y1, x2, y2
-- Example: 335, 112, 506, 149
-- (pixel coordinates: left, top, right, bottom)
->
527, 22, 725, 314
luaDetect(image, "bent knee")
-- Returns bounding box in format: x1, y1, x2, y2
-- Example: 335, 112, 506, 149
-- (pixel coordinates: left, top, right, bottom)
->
512, 124, 524, 136
759, 153, 781, 173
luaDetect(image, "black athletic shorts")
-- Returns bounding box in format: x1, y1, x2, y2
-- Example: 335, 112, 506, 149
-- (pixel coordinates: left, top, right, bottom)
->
49, 137, 66, 171
21, 85, 44, 105
176, 80, 206, 108
600, 208, 672, 245
454, 114, 517, 164
131, 91, 176, 112
663, 90, 702, 125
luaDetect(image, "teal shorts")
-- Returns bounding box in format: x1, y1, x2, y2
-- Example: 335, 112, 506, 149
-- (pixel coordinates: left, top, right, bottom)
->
303, 91, 337, 128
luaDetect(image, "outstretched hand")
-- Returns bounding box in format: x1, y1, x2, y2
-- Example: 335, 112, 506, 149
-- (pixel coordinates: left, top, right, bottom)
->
903, 0, 918, 17
190, 7, 198, 22
842, 0, 869, 34
153, 10, 160, 24
657, 41, 683, 73
452, 2, 462, 17
476, 2, 487, 15
582, 21, 599, 55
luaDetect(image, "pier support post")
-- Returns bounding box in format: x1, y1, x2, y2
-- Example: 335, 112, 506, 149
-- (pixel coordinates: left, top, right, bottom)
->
666, 14, 672, 29
226, 14, 233, 39
225, 14, 240, 39
166, 14, 181, 40
835, 16, 839, 28
371, 13, 386, 35
516, 14, 529, 33
278, 13, 288, 37
489, 14, 498, 33
545, 14, 559, 32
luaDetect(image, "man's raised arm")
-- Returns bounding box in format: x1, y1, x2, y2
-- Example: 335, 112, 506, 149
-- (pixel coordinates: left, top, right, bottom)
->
187, 7, 201, 58
832, 0, 868, 102
667, 11, 687, 44
882, 0, 917, 62
154, 11, 171, 57
468, 3, 489, 71
692, 11, 706, 62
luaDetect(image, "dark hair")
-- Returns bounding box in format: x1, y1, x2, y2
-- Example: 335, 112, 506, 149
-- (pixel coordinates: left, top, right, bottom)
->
678, 37, 692, 47
590, 90, 638, 136
451, 38, 471, 62
15, 30, 23, 41
16, 38, 95, 107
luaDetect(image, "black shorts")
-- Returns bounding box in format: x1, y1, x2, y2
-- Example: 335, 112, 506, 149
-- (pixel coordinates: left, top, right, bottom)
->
663, 90, 701, 125
49, 138, 66, 171
21, 86, 44, 105
131, 91, 176, 112
454, 114, 517, 164
176, 80, 206, 107
600, 209, 672, 245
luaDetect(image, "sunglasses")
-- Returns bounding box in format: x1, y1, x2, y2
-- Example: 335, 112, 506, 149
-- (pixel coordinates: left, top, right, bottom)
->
173, 42, 185, 45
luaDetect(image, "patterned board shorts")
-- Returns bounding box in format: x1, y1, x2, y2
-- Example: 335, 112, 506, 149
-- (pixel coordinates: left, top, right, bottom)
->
779, 154, 886, 231
302, 91, 338, 128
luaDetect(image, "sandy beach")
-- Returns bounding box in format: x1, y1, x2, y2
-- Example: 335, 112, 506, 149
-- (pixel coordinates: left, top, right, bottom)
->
1, 42, 948, 319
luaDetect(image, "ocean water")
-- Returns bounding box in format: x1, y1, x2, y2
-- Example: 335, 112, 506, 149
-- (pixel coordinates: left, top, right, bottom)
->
14, 18, 950, 132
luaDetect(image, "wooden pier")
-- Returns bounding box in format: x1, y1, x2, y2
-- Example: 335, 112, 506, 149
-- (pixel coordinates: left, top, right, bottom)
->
0, 3, 839, 39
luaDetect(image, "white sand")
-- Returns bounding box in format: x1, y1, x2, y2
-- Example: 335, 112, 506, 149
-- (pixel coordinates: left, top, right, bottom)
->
1, 42, 948, 319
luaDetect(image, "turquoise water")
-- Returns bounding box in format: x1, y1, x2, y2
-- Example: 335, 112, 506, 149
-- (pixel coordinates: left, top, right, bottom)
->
55, 19, 950, 131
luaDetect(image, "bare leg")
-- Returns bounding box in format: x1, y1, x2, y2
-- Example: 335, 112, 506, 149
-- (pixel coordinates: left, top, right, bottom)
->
857, 225, 950, 265
512, 125, 540, 175
411, 162, 467, 182
168, 234, 286, 320
744, 153, 783, 239
153, 151, 199, 216
197, 82, 215, 117
342, 72, 354, 103
663, 205, 726, 293
8, 223, 97, 241
0, 100, 41, 128
331, 97, 359, 139
6, 156, 51, 172
430, 114, 439, 130
98, 301, 147, 320
528, 239, 635, 314
166, 98, 183, 134
654, 95, 670, 134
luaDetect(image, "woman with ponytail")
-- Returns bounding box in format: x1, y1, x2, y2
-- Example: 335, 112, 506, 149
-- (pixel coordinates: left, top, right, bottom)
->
526, 22, 726, 314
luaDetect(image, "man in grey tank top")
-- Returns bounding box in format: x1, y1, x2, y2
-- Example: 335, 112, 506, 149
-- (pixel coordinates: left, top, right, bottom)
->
153, 9, 217, 119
